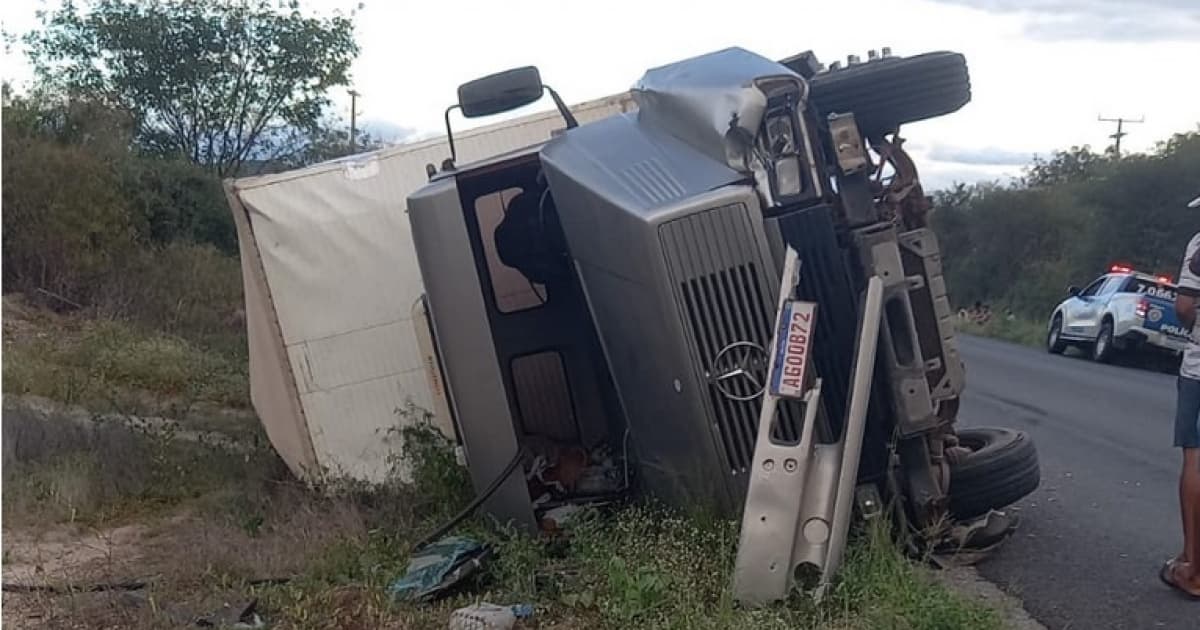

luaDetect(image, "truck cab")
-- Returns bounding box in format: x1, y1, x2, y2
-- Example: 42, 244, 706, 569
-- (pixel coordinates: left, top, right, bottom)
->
408, 47, 1038, 541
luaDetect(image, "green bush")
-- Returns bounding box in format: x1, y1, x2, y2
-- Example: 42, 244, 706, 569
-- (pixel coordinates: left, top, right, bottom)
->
93, 241, 245, 348
2, 95, 242, 346
122, 155, 237, 254
933, 132, 1200, 321
955, 316, 1047, 348
1, 124, 142, 302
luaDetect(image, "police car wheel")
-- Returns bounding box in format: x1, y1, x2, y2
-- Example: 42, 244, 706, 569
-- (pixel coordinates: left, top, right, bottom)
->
949, 427, 1041, 519
1092, 319, 1115, 363
1047, 316, 1067, 354
809, 51, 971, 139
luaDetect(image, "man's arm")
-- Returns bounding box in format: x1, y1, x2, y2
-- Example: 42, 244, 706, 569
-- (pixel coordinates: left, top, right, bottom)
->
1179, 235, 1200, 331
1179, 293, 1198, 330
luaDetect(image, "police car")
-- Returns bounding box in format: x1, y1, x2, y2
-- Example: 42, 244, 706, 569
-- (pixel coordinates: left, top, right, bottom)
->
1047, 264, 1189, 362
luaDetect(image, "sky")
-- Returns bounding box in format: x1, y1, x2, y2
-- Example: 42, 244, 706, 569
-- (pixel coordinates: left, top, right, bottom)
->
3, 0, 1199, 190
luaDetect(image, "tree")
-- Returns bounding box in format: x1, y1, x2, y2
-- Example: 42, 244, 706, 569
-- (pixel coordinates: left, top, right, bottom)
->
1022, 145, 1110, 188
26, 0, 360, 177
2, 93, 140, 299
122, 156, 236, 253
932, 129, 1200, 320
3, 87, 237, 294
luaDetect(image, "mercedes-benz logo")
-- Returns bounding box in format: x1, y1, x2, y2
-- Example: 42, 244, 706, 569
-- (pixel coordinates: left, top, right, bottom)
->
708, 341, 770, 401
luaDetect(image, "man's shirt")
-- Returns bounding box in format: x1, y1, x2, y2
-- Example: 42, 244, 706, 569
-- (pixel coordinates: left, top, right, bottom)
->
1179, 232, 1200, 380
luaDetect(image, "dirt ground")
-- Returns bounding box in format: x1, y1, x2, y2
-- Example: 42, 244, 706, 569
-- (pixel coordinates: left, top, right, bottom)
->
4, 521, 156, 629
2, 493, 371, 629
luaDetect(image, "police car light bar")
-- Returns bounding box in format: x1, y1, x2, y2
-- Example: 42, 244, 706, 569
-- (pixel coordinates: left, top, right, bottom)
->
1110, 263, 1133, 273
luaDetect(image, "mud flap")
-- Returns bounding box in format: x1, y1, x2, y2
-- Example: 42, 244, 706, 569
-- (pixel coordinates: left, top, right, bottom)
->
732, 247, 885, 605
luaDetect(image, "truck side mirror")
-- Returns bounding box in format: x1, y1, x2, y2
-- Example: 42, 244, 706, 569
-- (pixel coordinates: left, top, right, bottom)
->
443, 66, 577, 170
457, 66, 545, 118
1067, 285, 1081, 297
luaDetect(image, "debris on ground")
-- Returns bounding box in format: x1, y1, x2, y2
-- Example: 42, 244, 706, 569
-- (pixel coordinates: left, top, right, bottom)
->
448, 602, 533, 630
538, 504, 583, 532
390, 536, 491, 602
931, 509, 1020, 565
574, 456, 622, 495
194, 598, 264, 628
521, 437, 626, 532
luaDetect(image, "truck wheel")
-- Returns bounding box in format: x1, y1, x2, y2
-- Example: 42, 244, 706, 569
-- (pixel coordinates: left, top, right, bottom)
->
948, 427, 1040, 519
1047, 315, 1067, 354
809, 51, 971, 138
1092, 319, 1115, 363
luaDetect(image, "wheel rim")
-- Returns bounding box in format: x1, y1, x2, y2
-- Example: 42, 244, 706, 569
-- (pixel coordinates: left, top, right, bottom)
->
959, 436, 985, 452
1096, 327, 1109, 357
1049, 319, 1061, 348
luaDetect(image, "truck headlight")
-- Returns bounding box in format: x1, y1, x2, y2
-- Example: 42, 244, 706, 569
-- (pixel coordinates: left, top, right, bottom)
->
766, 113, 796, 156
763, 108, 806, 200
773, 155, 803, 197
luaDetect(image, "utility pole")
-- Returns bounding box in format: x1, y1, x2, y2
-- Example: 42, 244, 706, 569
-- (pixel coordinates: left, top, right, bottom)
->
348, 89, 360, 153
1097, 114, 1144, 157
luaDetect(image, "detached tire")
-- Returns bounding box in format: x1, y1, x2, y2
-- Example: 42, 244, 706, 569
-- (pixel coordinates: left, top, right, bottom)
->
809, 51, 971, 137
949, 427, 1040, 519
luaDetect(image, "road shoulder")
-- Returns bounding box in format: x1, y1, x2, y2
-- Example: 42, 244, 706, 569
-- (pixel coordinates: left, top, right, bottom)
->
936, 565, 1048, 630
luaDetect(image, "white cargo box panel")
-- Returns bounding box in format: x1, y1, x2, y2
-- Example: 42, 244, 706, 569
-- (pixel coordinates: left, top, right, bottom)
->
226, 93, 637, 482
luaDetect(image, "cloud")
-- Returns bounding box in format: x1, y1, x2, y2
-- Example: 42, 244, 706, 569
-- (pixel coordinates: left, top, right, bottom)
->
926, 145, 1037, 166
929, 0, 1200, 41
921, 167, 1018, 191
360, 119, 418, 144
917, 158, 1022, 191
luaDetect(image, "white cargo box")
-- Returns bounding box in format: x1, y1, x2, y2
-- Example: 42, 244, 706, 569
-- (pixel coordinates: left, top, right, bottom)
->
225, 93, 636, 482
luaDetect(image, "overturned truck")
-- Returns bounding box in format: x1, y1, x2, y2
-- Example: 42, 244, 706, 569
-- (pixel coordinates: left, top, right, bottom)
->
408, 47, 1040, 597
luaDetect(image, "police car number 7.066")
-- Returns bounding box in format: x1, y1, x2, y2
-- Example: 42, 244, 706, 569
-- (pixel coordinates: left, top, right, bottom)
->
1138, 285, 1177, 301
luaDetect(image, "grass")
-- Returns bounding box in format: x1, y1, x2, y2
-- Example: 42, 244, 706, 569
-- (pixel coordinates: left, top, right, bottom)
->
956, 315, 1047, 349
2, 403, 280, 527
2, 406, 1003, 630
243, 424, 1001, 630
3, 300, 250, 415
833, 523, 1003, 630
1, 299, 1004, 630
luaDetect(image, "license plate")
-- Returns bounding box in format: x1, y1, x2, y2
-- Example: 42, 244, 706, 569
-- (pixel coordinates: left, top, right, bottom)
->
770, 300, 817, 399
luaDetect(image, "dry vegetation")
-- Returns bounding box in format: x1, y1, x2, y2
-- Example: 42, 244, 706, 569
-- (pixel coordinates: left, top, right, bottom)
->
2, 298, 1004, 629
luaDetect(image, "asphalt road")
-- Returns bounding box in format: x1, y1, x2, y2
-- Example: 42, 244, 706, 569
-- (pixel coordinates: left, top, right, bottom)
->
959, 335, 1197, 629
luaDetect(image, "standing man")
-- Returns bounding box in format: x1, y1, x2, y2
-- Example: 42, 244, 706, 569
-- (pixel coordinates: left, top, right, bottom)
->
1163, 194, 1200, 598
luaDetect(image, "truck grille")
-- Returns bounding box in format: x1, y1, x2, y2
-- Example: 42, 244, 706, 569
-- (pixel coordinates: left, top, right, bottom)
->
660, 204, 805, 474
772, 204, 894, 484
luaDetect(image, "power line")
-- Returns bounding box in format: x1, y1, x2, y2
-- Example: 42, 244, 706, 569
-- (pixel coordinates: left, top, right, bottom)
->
1097, 114, 1143, 157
